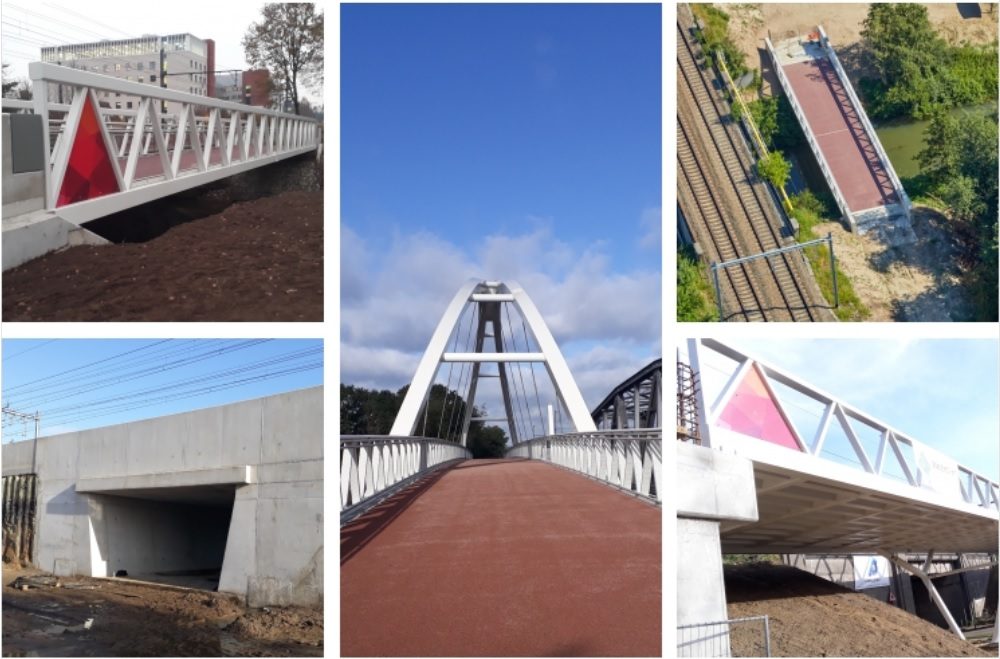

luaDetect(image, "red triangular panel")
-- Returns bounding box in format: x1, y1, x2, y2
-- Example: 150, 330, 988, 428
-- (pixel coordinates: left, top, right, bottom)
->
57, 94, 120, 207
717, 366, 801, 451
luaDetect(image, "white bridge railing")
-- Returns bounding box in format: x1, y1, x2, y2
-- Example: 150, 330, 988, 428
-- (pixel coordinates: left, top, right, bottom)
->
340, 435, 471, 522
22, 62, 320, 224
506, 430, 662, 503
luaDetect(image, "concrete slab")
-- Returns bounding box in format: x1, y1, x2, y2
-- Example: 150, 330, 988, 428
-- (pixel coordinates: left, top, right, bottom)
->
76, 465, 253, 494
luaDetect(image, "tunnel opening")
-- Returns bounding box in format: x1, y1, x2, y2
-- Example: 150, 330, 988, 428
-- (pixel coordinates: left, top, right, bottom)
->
86, 485, 237, 591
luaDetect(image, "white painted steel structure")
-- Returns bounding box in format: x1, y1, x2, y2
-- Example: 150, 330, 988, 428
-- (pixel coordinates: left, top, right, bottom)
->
506, 430, 662, 503
690, 338, 1000, 541
687, 339, 998, 640
390, 279, 597, 441
24, 62, 319, 225
339, 436, 471, 521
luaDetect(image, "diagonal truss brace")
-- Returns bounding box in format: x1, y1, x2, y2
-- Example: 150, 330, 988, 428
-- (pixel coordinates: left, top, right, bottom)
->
879, 551, 965, 640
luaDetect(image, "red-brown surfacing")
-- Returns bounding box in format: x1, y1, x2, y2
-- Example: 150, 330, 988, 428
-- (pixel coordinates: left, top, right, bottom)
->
340, 459, 662, 657
783, 59, 898, 212
2, 190, 322, 321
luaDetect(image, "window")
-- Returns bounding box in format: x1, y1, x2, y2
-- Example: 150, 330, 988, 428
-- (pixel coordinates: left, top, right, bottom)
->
138, 76, 144, 83
126, 101, 132, 109
137, 62, 143, 71
115, 63, 121, 71
103, 64, 109, 72
116, 92, 121, 97
150, 61, 156, 70
126, 62, 132, 70
115, 102, 121, 109
150, 75, 156, 83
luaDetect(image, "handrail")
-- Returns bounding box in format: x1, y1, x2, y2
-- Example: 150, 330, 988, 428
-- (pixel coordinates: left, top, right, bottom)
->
340, 435, 471, 521
507, 430, 662, 503
29, 62, 315, 122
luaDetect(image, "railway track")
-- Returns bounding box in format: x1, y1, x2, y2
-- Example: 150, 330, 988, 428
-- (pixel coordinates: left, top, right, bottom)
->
677, 13, 824, 322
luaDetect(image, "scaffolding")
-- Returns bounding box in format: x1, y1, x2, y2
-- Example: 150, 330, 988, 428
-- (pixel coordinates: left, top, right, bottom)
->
676, 361, 701, 444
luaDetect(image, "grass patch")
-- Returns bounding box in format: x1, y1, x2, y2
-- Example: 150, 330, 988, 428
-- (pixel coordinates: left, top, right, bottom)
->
678, 245, 719, 322
790, 192, 870, 321
723, 554, 781, 566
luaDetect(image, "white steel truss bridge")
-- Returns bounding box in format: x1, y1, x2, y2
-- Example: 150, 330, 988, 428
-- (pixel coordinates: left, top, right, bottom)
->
683, 338, 999, 640
6, 62, 319, 226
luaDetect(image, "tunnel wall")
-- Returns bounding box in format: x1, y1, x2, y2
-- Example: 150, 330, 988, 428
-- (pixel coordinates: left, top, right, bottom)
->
1, 387, 323, 606
86, 495, 231, 577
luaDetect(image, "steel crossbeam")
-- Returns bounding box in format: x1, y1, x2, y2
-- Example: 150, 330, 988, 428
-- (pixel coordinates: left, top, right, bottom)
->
23, 62, 320, 225
506, 430, 662, 503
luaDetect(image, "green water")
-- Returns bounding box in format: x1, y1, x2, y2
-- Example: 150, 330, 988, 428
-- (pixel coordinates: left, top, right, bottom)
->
874, 103, 997, 179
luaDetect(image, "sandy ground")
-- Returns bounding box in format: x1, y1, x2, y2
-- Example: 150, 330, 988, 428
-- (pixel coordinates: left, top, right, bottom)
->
725, 563, 993, 657
816, 207, 974, 321
1, 565, 322, 657
722, 3, 999, 93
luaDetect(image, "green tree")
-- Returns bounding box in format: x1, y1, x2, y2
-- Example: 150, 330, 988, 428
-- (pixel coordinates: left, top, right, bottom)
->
756, 151, 791, 190
243, 3, 324, 116
467, 425, 508, 459
677, 248, 717, 322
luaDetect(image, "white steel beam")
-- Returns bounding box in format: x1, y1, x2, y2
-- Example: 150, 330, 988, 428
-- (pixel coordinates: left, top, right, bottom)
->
442, 353, 545, 362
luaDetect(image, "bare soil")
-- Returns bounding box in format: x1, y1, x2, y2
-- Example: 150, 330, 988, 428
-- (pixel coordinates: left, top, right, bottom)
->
816, 207, 974, 321
725, 563, 992, 657
724, 3, 999, 94
2, 189, 322, 322
1, 566, 322, 657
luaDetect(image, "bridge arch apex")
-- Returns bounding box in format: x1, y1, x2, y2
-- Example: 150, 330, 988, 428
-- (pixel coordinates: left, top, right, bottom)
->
389, 279, 597, 440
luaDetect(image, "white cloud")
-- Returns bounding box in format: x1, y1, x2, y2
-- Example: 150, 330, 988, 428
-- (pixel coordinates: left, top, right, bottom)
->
341, 225, 661, 413
638, 206, 661, 250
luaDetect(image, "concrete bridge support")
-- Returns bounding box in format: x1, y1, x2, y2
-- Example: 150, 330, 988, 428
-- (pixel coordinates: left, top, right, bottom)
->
676, 442, 759, 656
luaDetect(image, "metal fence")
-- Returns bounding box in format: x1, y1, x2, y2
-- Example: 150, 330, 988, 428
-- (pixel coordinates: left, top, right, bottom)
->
506, 429, 661, 503
340, 435, 471, 522
677, 615, 771, 657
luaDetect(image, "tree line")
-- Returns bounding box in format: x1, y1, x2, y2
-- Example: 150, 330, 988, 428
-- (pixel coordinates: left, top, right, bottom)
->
340, 383, 508, 458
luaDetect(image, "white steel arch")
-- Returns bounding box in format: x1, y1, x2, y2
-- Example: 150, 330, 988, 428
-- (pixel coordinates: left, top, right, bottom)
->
390, 279, 597, 439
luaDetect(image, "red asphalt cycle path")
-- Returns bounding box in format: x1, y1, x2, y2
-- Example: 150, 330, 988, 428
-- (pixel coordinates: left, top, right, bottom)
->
340, 459, 661, 657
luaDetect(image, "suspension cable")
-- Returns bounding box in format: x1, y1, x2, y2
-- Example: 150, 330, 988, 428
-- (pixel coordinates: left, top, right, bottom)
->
504, 303, 537, 438
445, 303, 477, 442
520, 316, 548, 435
435, 305, 468, 439
502, 303, 534, 440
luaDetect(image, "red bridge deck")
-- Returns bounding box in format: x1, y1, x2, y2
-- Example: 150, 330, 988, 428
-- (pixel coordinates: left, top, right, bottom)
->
782, 58, 898, 212
340, 459, 661, 657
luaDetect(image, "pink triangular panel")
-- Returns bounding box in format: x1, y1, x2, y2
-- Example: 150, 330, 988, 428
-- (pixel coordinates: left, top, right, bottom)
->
57, 94, 120, 207
717, 366, 800, 451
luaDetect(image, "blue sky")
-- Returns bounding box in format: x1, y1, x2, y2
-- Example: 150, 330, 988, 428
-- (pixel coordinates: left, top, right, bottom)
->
1, 340, 323, 440
680, 339, 1000, 482
341, 3, 662, 412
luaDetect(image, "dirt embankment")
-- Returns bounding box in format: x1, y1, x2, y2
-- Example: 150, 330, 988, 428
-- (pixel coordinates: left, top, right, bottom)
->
725, 563, 992, 657
1, 566, 322, 657
2, 189, 323, 322
816, 207, 975, 321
